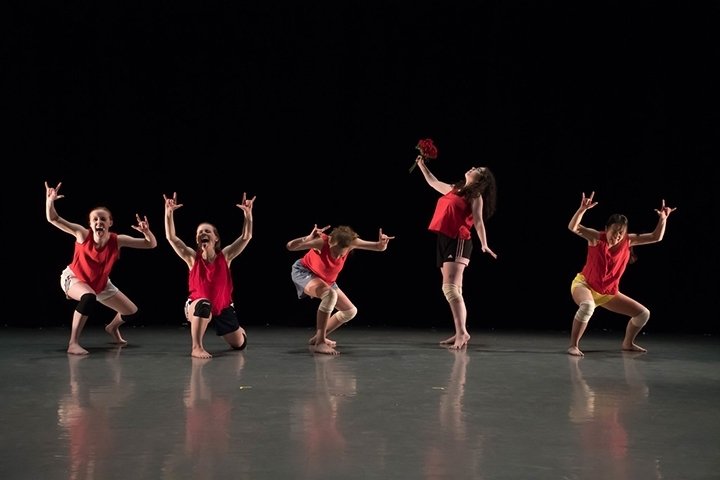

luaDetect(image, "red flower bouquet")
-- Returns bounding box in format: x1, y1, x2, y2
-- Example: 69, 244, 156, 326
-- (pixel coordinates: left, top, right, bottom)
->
409, 138, 439, 173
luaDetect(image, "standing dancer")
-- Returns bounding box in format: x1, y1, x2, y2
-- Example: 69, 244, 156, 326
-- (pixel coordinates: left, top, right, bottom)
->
414, 155, 497, 349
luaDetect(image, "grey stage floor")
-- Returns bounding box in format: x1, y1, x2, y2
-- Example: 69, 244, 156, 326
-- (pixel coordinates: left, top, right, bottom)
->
1, 325, 718, 480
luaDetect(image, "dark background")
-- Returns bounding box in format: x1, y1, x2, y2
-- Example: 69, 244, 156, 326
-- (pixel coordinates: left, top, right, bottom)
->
6, 2, 719, 333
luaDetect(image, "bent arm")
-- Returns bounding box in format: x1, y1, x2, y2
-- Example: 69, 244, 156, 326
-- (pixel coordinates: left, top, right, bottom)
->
568, 208, 600, 242
351, 228, 395, 252
47, 213, 87, 241
287, 224, 329, 251
117, 232, 157, 249
351, 239, 383, 251
569, 192, 600, 242
286, 235, 324, 251
630, 199, 676, 247
351, 239, 389, 252
629, 217, 668, 247
46, 197, 87, 241
119, 213, 157, 249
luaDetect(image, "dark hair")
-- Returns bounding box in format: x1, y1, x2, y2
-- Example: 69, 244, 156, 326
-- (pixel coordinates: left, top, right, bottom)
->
606, 214, 637, 264
453, 167, 497, 220
605, 214, 628, 229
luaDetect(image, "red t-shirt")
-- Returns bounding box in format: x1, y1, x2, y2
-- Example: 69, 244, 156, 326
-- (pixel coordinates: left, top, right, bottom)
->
300, 233, 348, 284
68, 232, 119, 293
428, 190, 473, 240
580, 233, 631, 295
188, 251, 233, 316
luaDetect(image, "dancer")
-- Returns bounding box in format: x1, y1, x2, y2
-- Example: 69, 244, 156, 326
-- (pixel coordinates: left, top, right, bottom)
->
567, 191, 676, 356
163, 192, 254, 358
45, 181, 158, 355
287, 224, 395, 355
414, 156, 497, 349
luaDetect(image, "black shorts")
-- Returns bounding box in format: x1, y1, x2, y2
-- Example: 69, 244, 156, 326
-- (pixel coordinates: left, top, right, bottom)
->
436, 233, 473, 268
212, 305, 241, 337
185, 300, 241, 337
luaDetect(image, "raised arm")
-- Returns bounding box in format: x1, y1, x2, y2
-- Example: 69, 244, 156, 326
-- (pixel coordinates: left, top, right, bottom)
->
470, 195, 497, 259
568, 191, 601, 242
45, 181, 89, 242
350, 228, 396, 252
224, 193, 256, 263
163, 192, 195, 267
629, 199, 677, 247
415, 156, 453, 195
117, 213, 157, 249
286, 224, 329, 251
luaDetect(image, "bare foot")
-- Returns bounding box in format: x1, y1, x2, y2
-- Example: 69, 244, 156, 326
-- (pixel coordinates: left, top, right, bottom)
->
105, 324, 128, 345
439, 335, 456, 345
622, 343, 647, 353
67, 343, 89, 355
191, 348, 212, 359
310, 342, 339, 355
308, 335, 337, 347
567, 346, 584, 357
447, 333, 470, 350
440, 333, 470, 349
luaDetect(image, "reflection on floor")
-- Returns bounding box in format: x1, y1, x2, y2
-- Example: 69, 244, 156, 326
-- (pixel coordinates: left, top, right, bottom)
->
1, 326, 718, 480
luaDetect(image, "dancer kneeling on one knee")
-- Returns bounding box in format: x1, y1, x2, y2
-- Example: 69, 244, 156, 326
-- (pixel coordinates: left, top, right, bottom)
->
164, 192, 254, 358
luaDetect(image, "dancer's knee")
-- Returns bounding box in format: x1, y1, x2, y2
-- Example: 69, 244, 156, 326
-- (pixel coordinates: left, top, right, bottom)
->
319, 289, 338, 313
630, 308, 650, 327
228, 329, 247, 350
575, 300, 595, 323
442, 284, 463, 303
335, 306, 358, 324
193, 299, 212, 319
76, 293, 97, 316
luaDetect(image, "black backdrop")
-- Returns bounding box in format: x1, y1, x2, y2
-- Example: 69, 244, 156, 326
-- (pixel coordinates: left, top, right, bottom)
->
6, 2, 719, 333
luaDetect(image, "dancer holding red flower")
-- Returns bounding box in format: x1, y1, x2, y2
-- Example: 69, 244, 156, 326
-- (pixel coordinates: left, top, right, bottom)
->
414, 155, 497, 349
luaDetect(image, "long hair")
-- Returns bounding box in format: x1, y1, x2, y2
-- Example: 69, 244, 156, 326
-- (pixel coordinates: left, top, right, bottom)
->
453, 168, 497, 220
